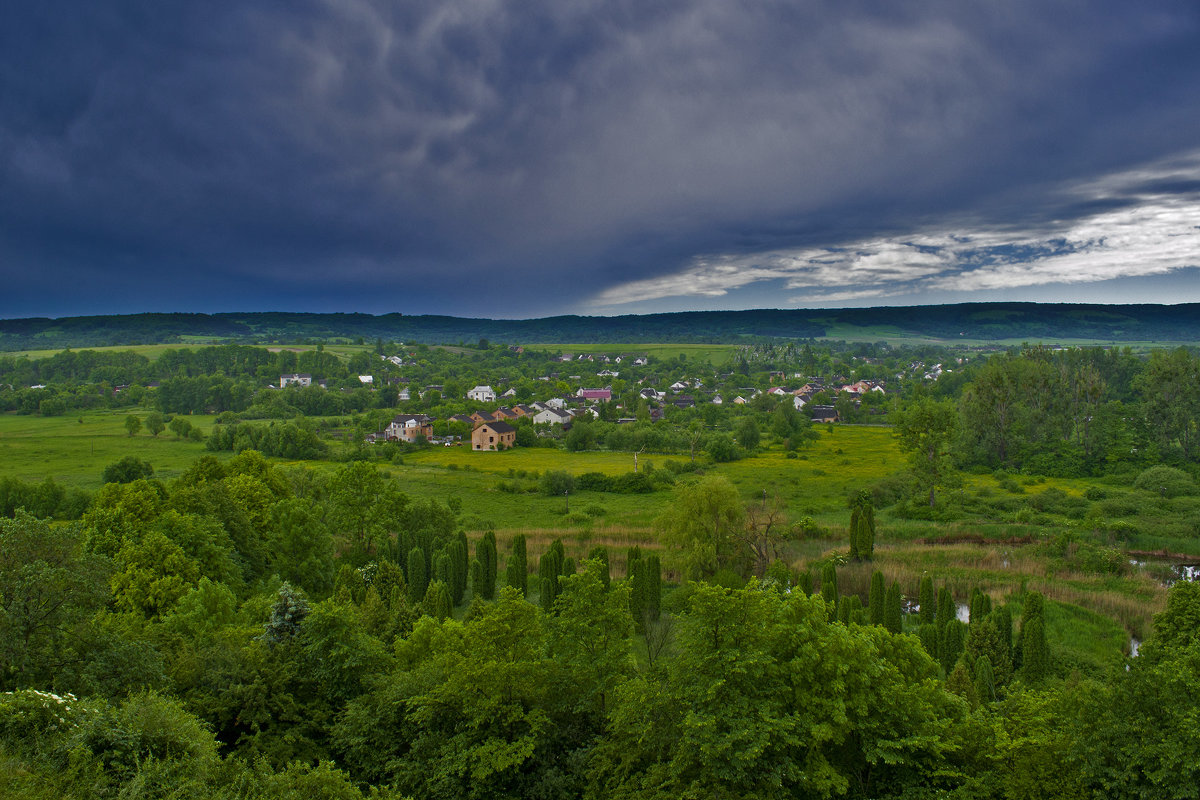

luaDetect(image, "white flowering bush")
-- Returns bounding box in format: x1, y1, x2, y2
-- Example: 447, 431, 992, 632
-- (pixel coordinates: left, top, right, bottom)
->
0, 689, 91, 757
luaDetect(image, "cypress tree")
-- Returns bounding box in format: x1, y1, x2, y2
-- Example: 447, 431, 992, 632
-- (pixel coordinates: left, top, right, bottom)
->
936, 586, 955, 629
477, 531, 498, 600
562, 557, 576, 578
974, 655, 996, 703
549, 539, 566, 577
588, 545, 611, 589
918, 576, 935, 625
539, 552, 559, 612
423, 580, 452, 622
435, 551, 452, 586
994, 605, 1014, 667
453, 532, 469, 600
838, 595, 852, 625
407, 547, 427, 605
869, 571, 886, 626
820, 563, 839, 619
969, 588, 992, 627
846, 594, 864, 625
851, 491, 875, 559
447, 538, 467, 605
849, 505, 862, 561
797, 569, 813, 596
629, 558, 647, 631
917, 623, 940, 659
626, 545, 642, 576
646, 554, 662, 621
885, 580, 903, 634
1022, 614, 1048, 682
947, 662, 978, 709
470, 559, 485, 600
940, 619, 966, 674
506, 534, 528, 597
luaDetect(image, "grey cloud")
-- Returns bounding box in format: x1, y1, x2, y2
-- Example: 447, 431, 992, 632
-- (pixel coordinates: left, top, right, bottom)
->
2, 1, 1200, 317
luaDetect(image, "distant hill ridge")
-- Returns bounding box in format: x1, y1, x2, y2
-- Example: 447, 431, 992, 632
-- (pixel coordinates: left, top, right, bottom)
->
2, 303, 1199, 350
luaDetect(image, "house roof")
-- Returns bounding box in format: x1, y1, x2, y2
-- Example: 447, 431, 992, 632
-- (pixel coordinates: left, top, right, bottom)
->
480, 421, 516, 433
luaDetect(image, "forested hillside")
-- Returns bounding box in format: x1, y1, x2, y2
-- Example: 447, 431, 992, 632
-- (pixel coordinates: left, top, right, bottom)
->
4, 302, 1200, 350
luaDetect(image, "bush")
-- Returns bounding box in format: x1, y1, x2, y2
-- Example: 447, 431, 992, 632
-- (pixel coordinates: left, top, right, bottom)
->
539, 470, 575, 496
101, 456, 154, 485
1133, 465, 1198, 498
575, 472, 612, 492
610, 471, 653, 494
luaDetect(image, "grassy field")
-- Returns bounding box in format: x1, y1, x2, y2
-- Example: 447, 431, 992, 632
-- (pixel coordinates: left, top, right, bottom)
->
0, 411, 225, 487
9, 342, 378, 362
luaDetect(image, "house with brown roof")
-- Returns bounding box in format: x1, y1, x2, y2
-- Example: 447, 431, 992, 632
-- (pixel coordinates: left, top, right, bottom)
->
470, 410, 496, 425
472, 421, 516, 451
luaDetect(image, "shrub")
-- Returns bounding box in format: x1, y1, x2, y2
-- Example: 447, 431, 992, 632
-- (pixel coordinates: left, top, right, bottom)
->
1133, 465, 1198, 498
101, 456, 154, 485
539, 470, 575, 496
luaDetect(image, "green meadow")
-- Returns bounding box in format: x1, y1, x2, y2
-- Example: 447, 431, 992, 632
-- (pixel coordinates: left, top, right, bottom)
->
0, 411, 224, 487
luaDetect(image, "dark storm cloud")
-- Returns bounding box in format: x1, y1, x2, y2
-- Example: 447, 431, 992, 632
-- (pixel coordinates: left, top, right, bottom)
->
3, 1, 1200, 318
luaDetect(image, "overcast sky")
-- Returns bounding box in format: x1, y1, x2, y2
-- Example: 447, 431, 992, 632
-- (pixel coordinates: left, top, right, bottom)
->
4, 1, 1200, 319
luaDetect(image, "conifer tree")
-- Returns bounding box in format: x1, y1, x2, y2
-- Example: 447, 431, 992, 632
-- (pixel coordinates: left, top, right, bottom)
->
838, 595, 852, 625
869, 570, 886, 626
562, 557, 576, 578
936, 586, 955, 629
539, 551, 560, 612
470, 559, 485, 600
885, 580, 903, 634
918, 576, 935, 625
1022, 614, 1048, 682
447, 537, 468, 605
946, 661, 978, 709
940, 619, 966, 674
974, 655, 995, 703
435, 551, 452, 586
407, 547, 427, 605
797, 569, 813, 596
994, 605, 1014, 666
629, 557, 647, 631
917, 623, 939, 659
505, 534, 528, 597
645, 554, 662, 621
477, 531, 498, 600
849, 505, 862, 561
423, 580, 452, 622
849, 490, 875, 559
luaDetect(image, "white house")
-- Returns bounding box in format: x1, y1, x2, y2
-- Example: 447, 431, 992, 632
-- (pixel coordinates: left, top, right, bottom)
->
467, 385, 496, 403
280, 373, 312, 388
532, 407, 572, 425
359, 375, 374, 385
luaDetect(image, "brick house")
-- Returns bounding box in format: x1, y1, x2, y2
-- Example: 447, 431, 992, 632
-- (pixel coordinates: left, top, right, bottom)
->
472, 421, 516, 451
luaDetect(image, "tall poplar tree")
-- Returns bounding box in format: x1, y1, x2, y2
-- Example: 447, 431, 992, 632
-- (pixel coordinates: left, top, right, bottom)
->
885, 580, 903, 634
918, 576, 935, 625
407, 547, 427, 605
506, 534, 528, 597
